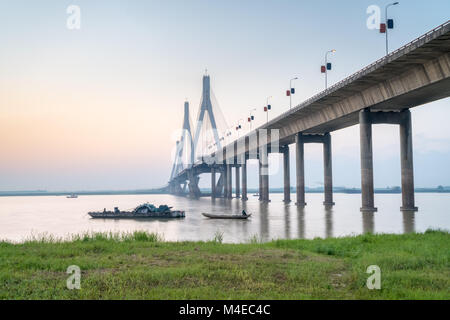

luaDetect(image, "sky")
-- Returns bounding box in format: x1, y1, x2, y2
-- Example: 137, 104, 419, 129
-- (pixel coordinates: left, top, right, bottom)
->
0, 0, 449, 191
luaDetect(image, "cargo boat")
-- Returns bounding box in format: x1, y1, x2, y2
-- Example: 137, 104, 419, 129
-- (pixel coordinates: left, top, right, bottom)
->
88, 203, 185, 219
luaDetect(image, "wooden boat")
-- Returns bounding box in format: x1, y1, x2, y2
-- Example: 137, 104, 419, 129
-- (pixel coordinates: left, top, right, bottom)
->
202, 212, 251, 220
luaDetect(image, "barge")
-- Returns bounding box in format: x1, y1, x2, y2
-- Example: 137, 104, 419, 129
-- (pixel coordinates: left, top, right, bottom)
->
88, 203, 185, 219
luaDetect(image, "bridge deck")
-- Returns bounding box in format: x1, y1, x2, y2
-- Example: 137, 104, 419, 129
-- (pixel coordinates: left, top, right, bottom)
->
253, 20, 449, 146
173, 20, 450, 181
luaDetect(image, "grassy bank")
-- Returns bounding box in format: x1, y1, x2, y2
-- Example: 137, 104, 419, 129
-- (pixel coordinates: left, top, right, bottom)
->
0, 230, 448, 300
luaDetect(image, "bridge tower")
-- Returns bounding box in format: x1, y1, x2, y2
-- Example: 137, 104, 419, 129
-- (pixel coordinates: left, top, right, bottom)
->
186, 74, 225, 198
169, 101, 194, 194
169, 73, 227, 198
192, 74, 223, 158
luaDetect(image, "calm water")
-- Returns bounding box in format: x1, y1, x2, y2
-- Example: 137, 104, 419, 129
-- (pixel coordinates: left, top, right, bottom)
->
0, 193, 449, 243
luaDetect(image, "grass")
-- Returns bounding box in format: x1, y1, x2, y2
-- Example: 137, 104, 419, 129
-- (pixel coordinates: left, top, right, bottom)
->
0, 230, 448, 300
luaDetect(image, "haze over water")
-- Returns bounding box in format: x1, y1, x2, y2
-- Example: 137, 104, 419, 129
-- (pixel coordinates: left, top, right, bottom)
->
0, 193, 448, 243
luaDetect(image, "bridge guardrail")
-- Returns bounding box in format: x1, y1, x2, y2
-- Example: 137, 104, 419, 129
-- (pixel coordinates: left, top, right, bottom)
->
272, 20, 450, 123
195, 20, 450, 165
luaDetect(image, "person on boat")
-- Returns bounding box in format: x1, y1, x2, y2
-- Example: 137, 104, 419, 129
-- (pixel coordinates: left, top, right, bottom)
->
242, 210, 247, 216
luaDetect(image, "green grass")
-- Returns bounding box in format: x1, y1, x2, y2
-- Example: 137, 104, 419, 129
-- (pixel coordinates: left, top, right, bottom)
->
0, 230, 448, 300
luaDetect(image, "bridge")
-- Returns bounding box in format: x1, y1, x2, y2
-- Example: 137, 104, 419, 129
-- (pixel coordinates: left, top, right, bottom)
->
168, 20, 450, 212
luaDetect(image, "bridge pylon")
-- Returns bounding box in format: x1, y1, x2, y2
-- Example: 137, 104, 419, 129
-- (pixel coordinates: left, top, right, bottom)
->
169, 101, 194, 195
169, 73, 227, 198
192, 74, 223, 158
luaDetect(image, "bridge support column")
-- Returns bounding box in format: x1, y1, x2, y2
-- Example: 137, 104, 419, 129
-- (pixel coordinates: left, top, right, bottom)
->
216, 171, 224, 197
223, 165, 228, 198
295, 133, 306, 207
187, 171, 201, 199
169, 181, 184, 196
323, 133, 335, 206
211, 168, 216, 199
262, 166, 269, 202
227, 164, 232, 199
400, 110, 418, 211
260, 147, 270, 202
283, 146, 291, 203
235, 166, 240, 198
242, 159, 248, 201
258, 160, 263, 200
359, 109, 377, 212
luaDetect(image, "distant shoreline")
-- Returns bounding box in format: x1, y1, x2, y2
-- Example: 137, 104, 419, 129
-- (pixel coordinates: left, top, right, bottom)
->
1, 187, 449, 197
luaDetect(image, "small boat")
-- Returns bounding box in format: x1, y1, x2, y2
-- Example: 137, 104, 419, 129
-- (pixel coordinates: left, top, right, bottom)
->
202, 211, 251, 220
88, 203, 185, 219
67, 194, 78, 199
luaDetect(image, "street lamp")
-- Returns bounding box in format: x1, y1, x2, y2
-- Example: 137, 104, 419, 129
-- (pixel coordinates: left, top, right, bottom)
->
385, 2, 399, 55
236, 119, 244, 138
264, 96, 272, 124
248, 108, 256, 131
287, 77, 298, 109
224, 127, 233, 144
322, 49, 336, 89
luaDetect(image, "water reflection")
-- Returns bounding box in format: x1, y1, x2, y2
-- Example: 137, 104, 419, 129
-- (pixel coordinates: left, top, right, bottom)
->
295, 207, 304, 239
402, 211, 415, 234
284, 205, 291, 239
0, 193, 448, 243
324, 207, 334, 238
362, 213, 375, 234
258, 202, 270, 242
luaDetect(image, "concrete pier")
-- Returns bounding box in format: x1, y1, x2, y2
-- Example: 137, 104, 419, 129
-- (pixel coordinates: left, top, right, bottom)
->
283, 146, 291, 203
262, 166, 269, 202
211, 168, 216, 199
399, 110, 418, 211
223, 165, 228, 199
226, 164, 232, 199
260, 146, 270, 202
242, 159, 248, 201
295, 133, 306, 207
216, 173, 224, 198
235, 166, 241, 199
323, 133, 335, 206
258, 160, 263, 200
359, 109, 377, 212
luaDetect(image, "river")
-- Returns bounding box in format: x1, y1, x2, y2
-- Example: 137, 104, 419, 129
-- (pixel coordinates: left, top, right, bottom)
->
0, 193, 448, 243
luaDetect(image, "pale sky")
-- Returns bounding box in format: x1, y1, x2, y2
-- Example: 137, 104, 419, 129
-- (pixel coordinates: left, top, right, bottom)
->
0, 0, 449, 191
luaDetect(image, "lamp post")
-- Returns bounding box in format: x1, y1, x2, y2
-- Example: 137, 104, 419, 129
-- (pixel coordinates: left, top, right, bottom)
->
225, 127, 233, 144
248, 108, 256, 131
289, 77, 298, 109
323, 49, 336, 90
237, 119, 244, 138
264, 96, 272, 124
385, 2, 399, 55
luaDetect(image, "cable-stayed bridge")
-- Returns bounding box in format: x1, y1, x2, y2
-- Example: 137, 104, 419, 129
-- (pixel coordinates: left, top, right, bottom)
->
168, 74, 231, 198
168, 21, 450, 212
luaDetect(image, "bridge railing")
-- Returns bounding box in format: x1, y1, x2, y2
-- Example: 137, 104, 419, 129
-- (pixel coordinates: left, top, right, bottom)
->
267, 20, 450, 125
183, 20, 450, 167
